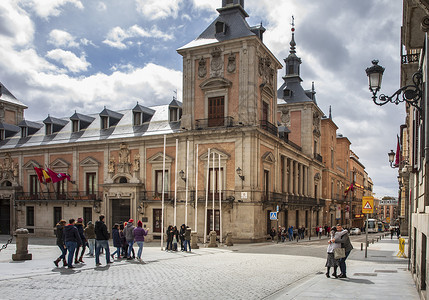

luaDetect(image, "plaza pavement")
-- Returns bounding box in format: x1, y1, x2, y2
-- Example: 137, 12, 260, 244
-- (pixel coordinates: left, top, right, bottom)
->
0, 234, 420, 299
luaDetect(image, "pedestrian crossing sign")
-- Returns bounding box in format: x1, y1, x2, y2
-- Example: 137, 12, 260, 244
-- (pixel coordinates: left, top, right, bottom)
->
270, 212, 278, 220
362, 196, 374, 214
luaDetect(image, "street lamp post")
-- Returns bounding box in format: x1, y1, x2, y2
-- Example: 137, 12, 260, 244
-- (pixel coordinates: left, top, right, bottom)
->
365, 60, 422, 111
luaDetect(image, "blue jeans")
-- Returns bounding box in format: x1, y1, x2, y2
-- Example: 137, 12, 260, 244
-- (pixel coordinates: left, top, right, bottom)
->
339, 250, 351, 275
183, 240, 191, 252
111, 247, 121, 258
58, 244, 67, 260
65, 241, 77, 267
87, 239, 95, 256
95, 240, 110, 264
136, 241, 144, 259
127, 241, 134, 258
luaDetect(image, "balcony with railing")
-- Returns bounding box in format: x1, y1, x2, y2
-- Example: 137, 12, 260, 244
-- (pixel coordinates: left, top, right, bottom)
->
140, 190, 237, 204
260, 120, 278, 136
401, 50, 420, 64
15, 191, 103, 202
195, 117, 234, 130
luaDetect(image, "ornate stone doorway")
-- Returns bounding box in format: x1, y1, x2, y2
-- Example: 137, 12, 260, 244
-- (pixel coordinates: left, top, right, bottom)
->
0, 199, 10, 234
111, 199, 130, 226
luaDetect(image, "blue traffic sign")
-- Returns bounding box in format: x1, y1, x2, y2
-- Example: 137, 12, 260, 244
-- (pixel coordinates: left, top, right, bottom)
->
270, 212, 277, 220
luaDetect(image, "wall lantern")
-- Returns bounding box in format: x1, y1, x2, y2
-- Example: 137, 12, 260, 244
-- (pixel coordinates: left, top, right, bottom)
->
236, 167, 245, 181
179, 170, 186, 182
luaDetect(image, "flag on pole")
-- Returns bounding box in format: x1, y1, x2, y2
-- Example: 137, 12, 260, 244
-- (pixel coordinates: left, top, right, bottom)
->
42, 169, 51, 183
34, 167, 46, 184
46, 168, 71, 183
344, 183, 354, 198
394, 135, 400, 167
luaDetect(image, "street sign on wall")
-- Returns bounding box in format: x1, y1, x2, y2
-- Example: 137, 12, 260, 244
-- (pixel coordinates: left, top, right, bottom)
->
362, 196, 374, 214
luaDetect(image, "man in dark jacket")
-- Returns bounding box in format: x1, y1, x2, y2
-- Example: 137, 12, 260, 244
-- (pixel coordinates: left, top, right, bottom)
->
94, 215, 112, 266
334, 224, 354, 278
63, 218, 82, 269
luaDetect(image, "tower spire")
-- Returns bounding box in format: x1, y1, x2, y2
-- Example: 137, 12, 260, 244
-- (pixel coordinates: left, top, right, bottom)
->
329, 106, 332, 119
290, 16, 296, 54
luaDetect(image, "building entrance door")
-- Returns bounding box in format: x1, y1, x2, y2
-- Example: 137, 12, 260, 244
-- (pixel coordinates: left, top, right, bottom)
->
111, 199, 130, 226
0, 199, 10, 235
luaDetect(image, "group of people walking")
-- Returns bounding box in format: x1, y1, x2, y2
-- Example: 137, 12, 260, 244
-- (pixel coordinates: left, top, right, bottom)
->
54, 215, 149, 269
325, 224, 353, 279
166, 224, 192, 252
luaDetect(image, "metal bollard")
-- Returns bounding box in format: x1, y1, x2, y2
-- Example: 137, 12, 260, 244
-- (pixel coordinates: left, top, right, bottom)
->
361, 243, 363, 251
12, 228, 32, 261
371, 239, 374, 244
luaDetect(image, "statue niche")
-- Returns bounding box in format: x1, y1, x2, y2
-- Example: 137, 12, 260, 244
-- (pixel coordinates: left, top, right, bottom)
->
117, 143, 131, 174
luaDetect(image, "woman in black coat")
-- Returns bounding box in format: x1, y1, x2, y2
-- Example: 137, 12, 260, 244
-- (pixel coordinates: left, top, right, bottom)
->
54, 220, 67, 267
74, 218, 87, 264
111, 224, 122, 259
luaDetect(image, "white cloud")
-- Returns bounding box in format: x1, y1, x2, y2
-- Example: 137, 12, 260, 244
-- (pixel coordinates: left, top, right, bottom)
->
135, 0, 179, 20
103, 25, 173, 49
0, 1, 34, 47
48, 29, 79, 48
45, 49, 90, 73
19, 0, 84, 19
190, 0, 218, 12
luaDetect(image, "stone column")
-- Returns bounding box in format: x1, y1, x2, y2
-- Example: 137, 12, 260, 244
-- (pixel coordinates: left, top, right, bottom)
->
288, 159, 293, 195
304, 166, 308, 196
12, 228, 32, 261
293, 162, 299, 195
284, 157, 288, 194
299, 163, 303, 196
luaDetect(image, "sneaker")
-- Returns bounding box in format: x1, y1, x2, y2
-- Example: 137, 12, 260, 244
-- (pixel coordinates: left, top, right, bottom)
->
111, 254, 115, 260
96, 263, 101, 266
68, 266, 75, 269
107, 261, 113, 264
338, 274, 347, 278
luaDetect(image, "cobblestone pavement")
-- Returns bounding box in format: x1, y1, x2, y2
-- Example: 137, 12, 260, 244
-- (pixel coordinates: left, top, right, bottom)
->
0, 234, 419, 299
0, 241, 324, 300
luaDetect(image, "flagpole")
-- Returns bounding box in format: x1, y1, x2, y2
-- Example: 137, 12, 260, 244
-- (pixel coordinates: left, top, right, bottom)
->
195, 144, 199, 233
174, 139, 178, 227
185, 140, 189, 226
204, 148, 210, 244
219, 153, 222, 245
161, 135, 166, 251
212, 151, 215, 234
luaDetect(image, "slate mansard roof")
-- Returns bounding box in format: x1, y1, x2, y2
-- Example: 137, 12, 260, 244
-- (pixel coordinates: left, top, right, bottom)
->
178, 3, 264, 50
0, 102, 182, 149
0, 82, 27, 109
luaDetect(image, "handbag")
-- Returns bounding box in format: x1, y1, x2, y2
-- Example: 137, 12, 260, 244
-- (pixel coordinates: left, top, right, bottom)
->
173, 236, 177, 244
334, 247, 346, 259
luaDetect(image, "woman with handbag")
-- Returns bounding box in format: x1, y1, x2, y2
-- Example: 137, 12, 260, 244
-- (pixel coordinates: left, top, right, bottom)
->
325, 227, 340, 278
333, 224, 354, 278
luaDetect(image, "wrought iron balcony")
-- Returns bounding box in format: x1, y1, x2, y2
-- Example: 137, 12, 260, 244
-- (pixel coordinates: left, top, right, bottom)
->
401, 51, 420, 64
260, 120, 278, 136
195, 117, 234, 130
15, 191, 102, 202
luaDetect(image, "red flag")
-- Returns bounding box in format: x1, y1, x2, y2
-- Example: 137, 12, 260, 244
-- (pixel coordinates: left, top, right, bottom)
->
34, 167, 45, 184
394, 135, 400, 167
46, 168, 71, 183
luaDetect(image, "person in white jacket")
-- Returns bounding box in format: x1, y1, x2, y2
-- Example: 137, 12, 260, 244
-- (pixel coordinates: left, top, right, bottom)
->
325, 227, 343, 278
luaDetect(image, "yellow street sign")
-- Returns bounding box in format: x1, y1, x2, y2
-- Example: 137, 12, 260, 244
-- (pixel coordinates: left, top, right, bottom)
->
362, 196, 374, 214
386, 217, 390, 223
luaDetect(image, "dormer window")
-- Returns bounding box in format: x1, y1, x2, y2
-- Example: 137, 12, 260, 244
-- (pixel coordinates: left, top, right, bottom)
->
101, 116, 109, 129
72, 120, 79, 133
45, 123, 52, 135
226, 0, 233, 4
132, 103, 155, 126
70, 112, 95, 133
216, 21, 226, 34
133, 112, 142, 126
21, 127, 28, 138
284, 89, 292, 97
170, 107, 182, 122
99, 107, 123, 130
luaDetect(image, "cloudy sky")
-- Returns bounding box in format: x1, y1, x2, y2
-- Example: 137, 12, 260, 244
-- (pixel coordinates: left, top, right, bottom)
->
0, 0, 404, 198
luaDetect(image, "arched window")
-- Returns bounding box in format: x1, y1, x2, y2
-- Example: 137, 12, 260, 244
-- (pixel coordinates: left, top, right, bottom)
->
118, 177, 128, 184
2, 181, 12, 187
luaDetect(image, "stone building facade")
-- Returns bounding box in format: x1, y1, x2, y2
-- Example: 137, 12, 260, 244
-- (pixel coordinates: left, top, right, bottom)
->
0, 1, 367, 242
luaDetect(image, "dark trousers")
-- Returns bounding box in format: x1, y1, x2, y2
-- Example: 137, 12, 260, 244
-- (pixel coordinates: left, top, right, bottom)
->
339, 250, 351, 275
57, 244, 67, 260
